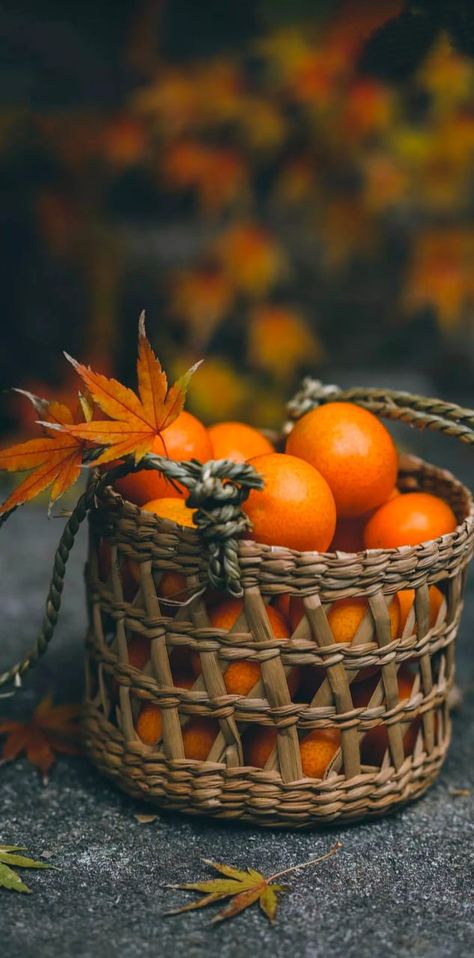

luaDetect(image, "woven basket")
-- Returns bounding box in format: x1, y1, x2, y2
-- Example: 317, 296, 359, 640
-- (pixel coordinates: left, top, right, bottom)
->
3, 381, 471, 828
77, 382, 474, 826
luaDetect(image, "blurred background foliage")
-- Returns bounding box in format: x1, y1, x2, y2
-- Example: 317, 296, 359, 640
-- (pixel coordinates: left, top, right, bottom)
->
1, 0, 473, 436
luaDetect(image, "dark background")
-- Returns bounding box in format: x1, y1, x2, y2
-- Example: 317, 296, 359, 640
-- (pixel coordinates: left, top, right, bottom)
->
0, 0, 473, 426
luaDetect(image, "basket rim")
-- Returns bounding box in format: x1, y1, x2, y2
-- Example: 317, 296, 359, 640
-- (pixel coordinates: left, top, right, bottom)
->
95, 451, 474, 565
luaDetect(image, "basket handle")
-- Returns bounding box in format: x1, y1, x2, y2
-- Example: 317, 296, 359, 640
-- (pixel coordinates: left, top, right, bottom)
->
0, 475, 101, 693
102, 454, 263, 597
285, 379, 474, 445
0, 457, 262, 692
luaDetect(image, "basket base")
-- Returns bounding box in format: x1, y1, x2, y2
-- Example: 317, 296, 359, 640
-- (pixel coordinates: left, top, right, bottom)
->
82, 705, 450, 828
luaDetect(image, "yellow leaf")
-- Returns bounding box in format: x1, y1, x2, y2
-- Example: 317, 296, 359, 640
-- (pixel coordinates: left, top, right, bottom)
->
165, 843, 341, 925
248, 306, 323, 381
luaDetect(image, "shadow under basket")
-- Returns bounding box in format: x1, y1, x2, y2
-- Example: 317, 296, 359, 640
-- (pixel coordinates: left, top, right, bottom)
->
82, 382, 474, 827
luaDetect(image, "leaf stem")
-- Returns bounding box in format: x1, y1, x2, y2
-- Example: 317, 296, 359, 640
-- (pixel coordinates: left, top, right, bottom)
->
266, 840, 342, 884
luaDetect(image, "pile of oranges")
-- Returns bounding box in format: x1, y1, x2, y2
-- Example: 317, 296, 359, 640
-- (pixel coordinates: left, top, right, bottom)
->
106, 402, 457, 778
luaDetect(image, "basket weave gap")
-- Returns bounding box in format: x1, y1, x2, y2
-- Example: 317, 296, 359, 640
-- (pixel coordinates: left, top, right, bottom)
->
368, 592, 405, 770
186, 573, 243, 767
138, 559, 186, 760
107, 543, 137, 743
301, 594, 361, 779
244, 586, 302, 782
414, 584, 436, 753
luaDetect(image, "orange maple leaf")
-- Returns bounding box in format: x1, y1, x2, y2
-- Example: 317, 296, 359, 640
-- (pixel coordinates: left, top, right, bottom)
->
56, 313, 201, 466
0, 394, 86, 516
0, 693, 81, 784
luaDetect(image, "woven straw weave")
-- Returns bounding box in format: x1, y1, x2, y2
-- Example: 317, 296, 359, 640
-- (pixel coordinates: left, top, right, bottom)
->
81, 382, 474, 827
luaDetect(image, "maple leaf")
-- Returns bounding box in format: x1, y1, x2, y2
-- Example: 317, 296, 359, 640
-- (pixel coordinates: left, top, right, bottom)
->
0, 392, 87, 516
0, 846, 51, 894
165, 842, 341, 925
55, 313, 201, 466
0, 693, 81, 784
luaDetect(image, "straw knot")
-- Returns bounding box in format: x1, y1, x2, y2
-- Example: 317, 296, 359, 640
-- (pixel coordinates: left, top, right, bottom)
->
183, 460, 263, 597
284, 377, 342, 434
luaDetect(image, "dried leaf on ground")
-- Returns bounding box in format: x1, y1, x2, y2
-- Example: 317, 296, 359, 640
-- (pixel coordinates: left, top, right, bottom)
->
0, 693, 81, 783
0, 846, 51, 894
165, 841, 341, 925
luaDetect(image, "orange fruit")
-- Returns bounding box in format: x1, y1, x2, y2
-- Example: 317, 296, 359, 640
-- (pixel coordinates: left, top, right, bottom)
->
364, 492, 457, 549
327, 596, 400, 645
330, 518, 366, 553
397, 585, 444, 632
244, 725, 340, 777
244, 726, 277, 768
181, 717, 219, 760
191, 599, 298, 696
286, 402, 398, 518
290, 595, 400, 643
208, 421, 273, 463
352, 665, 418, 764
127, 635, 150, 670
128, 566, 194, 617
113, 410, 212, 505
300, 728, 340, 778
112, 634, 150, 700
290, 595, 399, 684
136, 702, 162, 745
159, 571, 188, 597
272, 594, 291, 621
330, 489, 401, 553
142, 497, 196, 528
173, 671, 195, 690
243, 453, 336, 552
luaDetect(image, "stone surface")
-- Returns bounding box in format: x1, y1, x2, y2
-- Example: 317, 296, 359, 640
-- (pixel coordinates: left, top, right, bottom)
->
0, 419, 473, 958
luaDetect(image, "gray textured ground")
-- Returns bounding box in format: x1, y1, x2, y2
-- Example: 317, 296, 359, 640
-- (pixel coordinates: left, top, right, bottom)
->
0, 415, 473, 958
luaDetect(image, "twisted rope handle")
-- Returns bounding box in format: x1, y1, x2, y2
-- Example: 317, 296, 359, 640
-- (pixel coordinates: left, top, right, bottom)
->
98, 454, 264, 596
0, 472, 101, 691
0, 456, 262, 692
285, 379, 474, 445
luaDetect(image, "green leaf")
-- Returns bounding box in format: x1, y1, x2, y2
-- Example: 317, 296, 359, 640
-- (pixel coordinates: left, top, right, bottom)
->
0, 844, 52, 894
0, 862, 32, 894
0, 853, 50, 870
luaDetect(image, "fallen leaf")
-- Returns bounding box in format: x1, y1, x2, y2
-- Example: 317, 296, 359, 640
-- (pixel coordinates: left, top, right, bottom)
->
0, 845, 51, 894
56, 313, 201, 466
0, 693, 81, 784
165, 841, 341, 924
134, 813, 159, 824
0, 393, 87, 515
